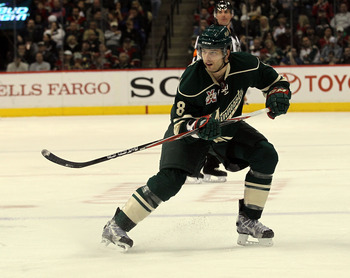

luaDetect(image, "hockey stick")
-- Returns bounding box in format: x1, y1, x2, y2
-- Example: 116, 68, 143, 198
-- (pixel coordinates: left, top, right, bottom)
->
41, 108, 269, 168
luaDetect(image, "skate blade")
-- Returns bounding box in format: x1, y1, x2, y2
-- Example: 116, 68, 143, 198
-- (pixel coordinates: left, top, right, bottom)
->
185, 177, 203, 184
101, 237, 130, 252
117, 242, 130, 252
237, 234, 273, 247
101, 238, 111, 247
203, 174, 227, 183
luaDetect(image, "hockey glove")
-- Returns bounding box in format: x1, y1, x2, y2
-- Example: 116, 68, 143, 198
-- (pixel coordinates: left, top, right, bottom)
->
187, 115, 221, 141
265, 87, 291, 119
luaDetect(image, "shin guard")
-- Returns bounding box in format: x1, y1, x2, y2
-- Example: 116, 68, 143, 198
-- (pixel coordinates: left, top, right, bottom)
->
243, 169, 273, 219
115, 185, 162, 231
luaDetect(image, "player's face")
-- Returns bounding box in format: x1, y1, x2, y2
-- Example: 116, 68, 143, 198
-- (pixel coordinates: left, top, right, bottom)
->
216, 9, 233, 27
201, 48, 225, 72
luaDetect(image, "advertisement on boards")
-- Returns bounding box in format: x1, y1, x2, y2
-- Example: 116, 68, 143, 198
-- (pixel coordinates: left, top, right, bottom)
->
0, 66, 350, 110
246, 65, 350, 103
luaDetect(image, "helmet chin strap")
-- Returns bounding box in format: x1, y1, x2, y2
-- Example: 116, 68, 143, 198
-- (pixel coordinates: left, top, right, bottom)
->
213, 59, 228, 73
211, 53, 228, 73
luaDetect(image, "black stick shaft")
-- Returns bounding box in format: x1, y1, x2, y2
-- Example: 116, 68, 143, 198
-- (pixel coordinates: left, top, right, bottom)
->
41, 108, 269, 168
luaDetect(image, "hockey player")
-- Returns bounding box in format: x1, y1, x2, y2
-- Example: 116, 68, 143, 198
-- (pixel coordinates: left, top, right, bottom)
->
102, 25, 291, 250
190, 1, 241, 183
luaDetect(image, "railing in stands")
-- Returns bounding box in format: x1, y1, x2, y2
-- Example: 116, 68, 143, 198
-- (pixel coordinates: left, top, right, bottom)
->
155, 0, 181, 68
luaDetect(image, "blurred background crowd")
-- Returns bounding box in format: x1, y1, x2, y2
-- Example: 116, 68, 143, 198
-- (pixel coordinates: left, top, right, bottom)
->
2, 0, 350, 72
189, 0, 350, 66
1, 0, 156, 71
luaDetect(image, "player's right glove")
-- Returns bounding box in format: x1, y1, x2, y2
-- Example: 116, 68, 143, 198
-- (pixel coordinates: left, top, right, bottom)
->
265, 87, 291, 119
187, 115, 221, 141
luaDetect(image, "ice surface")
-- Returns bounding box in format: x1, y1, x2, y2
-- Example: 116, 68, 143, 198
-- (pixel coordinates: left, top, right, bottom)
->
0, 112, 349, 278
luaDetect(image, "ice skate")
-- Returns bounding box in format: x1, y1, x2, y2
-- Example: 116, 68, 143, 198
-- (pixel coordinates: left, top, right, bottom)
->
101, 217, 133, 251
202, 167, 227, 182
236, 212, 274, 246
186, 173, 204, 184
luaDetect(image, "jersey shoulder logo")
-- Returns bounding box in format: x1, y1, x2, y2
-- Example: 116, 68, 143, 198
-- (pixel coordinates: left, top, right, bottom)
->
220, 83, 229, 95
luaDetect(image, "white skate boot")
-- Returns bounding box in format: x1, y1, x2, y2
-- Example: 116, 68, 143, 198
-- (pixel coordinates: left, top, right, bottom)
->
202, 154, 227, 182
186, 173, 204, 184
202, 167, 227, 182
101, 216, 133, 251
236, 200, 274, 246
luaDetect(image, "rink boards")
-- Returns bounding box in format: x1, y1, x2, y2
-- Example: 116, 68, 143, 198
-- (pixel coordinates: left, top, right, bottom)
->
0, 65, 350, 117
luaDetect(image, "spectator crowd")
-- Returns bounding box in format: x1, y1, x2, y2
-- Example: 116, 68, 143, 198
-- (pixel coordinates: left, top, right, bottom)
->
5, 0, 350, 72
189, 0, 350, 66
5, 0, 156, 72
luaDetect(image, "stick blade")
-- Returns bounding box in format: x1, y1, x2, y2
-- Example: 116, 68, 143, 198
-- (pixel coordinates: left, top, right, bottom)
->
41, 149, 83, 168
41, 149, 51, 157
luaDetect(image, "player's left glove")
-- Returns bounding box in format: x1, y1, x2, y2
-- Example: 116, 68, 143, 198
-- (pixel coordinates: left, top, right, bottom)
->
265, 87, 291, 119
187, 114, 221, 140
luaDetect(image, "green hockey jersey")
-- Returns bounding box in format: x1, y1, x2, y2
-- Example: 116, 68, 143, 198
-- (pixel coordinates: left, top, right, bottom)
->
171, 51, 290, 140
